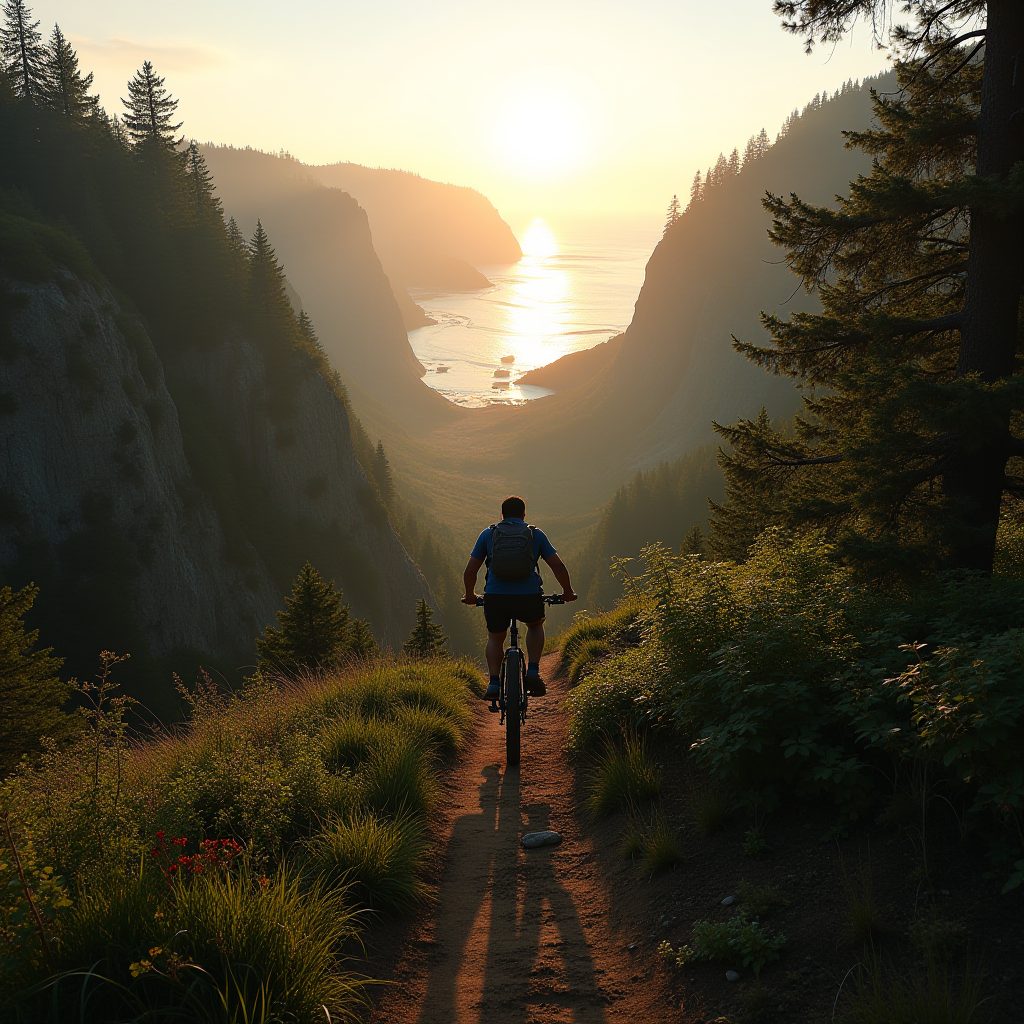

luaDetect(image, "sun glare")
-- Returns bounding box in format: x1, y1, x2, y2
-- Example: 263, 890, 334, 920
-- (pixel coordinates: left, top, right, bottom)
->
494, 91, 587, 178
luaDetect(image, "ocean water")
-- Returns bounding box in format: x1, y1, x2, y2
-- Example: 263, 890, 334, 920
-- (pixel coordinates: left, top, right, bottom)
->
407, 216, 661, 407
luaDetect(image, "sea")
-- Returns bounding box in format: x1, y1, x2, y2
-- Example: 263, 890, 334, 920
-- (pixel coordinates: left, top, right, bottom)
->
407, 216, 662, 407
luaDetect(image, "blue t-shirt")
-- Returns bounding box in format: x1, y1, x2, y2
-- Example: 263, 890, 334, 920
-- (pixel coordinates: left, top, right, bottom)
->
471, 518, 557, 595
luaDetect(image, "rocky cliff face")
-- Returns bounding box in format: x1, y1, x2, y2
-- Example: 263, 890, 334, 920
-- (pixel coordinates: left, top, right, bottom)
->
0, 269, 428, 700
200, 147, 455, 433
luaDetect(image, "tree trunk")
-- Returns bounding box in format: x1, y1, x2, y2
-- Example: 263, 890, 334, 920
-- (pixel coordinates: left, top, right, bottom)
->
944, 0, 1024, 571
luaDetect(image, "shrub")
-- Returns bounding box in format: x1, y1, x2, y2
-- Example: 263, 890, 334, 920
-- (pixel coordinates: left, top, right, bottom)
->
564, 648, 666, 751
0, 657, 482, 1015
667, 915, 786, 977
557, 601, 643, 682
310, 812, 429, 912
585, 734, 660, 818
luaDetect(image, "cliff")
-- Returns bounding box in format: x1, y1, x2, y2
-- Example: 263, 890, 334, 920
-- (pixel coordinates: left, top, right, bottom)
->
0, 259, 428, 708
201, 146, 455, 431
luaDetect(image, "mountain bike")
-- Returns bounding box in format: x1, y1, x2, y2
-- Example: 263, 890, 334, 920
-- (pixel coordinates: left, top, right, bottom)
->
475, 594, 565, 766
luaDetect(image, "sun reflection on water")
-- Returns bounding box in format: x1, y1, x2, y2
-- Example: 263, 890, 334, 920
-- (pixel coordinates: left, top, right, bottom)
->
408, 216, 656, 407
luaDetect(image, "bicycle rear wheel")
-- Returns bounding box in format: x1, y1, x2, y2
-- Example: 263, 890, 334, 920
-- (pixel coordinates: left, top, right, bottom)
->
504, 648, 522, 766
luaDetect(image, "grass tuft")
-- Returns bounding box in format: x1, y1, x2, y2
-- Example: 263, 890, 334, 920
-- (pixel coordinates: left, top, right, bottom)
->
841, 956, 985, 1024
736, 879, 790, 920
310, 811, 430, 912
692, 780, 730, 836
640, 813, 683, 875
586, 734, 661, 818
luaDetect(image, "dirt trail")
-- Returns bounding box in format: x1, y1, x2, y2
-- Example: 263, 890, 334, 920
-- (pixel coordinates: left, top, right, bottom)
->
370, 653, 681, 1024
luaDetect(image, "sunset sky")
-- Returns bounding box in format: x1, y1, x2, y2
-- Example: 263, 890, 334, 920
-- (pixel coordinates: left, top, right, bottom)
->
48, 0, 891, 224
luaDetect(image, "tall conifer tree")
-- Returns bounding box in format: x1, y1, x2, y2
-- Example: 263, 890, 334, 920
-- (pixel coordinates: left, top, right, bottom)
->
373, 440, 394, 508
1, 0, 45, 102
42, 24, 96, 117
663, 194, 682, 233
403, 599, 448, 658
769, 2, 1016, 571
184, 140, 220, 219
687, 169, 703, 209
121, 61, 182, 148
256, 562, 352, 674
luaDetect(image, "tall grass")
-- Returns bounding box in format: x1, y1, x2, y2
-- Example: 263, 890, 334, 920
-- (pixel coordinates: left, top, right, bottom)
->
0, 656, 481, 1021
586, 733, 661, 818
556, 600, 643, 684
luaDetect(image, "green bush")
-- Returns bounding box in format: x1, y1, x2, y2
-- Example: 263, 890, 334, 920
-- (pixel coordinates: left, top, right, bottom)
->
662, 915, 786, 977
557, 600, 643, 682
572, 533, 1024, 880
563, 648, 666, 751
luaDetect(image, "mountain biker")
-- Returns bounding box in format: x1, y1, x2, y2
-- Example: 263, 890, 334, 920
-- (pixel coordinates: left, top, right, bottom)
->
462, 495, 577, 701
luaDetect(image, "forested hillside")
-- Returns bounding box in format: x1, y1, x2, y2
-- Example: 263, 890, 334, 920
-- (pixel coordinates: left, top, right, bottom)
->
0, 41, 429, 705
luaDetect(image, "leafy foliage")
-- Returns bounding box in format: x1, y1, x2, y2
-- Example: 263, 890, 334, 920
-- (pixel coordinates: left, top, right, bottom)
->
660, 913, 787, 977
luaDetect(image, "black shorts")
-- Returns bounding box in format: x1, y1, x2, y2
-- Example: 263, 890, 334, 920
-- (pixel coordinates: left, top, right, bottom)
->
483, 594, 545, 633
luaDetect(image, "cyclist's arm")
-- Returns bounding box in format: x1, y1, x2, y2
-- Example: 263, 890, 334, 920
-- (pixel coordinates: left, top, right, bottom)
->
543, 553, 578, 602
462, 556, 485, 604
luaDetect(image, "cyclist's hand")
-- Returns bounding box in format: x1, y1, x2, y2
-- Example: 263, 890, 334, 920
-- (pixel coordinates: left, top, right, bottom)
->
462, 592, 480, 605
561, 590, 578, 602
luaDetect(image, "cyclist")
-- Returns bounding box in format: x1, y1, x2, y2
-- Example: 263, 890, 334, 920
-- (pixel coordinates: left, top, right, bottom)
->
462, 495, 577, 701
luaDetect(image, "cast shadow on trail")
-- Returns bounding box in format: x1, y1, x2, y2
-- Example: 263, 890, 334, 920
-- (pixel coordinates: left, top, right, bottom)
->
417, 764, 606, 1023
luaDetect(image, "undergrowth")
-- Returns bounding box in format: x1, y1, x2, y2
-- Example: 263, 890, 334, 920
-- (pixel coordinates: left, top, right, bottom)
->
0, 655, 481, 1022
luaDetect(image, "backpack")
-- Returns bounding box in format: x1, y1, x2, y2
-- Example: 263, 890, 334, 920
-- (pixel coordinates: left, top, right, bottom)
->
488, 521, 538, 582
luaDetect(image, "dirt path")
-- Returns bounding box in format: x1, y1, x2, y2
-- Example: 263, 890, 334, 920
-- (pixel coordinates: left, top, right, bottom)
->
370, 653, 682, 1024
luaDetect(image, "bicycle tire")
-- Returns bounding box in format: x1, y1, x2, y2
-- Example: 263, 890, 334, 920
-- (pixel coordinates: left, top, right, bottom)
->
504, 648, 522, 766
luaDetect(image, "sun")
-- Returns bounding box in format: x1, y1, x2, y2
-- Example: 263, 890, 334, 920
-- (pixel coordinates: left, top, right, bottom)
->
494, 91, 587, 178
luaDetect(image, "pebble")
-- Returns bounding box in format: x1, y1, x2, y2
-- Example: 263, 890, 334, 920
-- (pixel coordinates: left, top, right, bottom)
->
721, 895, 737, 907
628, 944, 638, 952
726, 970, 740, 982
521, 830, 562, 849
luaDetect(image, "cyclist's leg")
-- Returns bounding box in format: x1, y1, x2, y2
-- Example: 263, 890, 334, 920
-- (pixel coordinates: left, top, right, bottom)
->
523, 618, 546, 696
486, 631, 507, 678
524, 619, 544, 665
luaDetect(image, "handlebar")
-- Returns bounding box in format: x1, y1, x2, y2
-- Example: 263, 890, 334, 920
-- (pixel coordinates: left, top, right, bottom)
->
468, 594, 566, 607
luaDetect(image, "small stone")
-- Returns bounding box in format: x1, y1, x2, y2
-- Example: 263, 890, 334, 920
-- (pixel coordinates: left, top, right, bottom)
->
721, 895, 737, 907
627, 943, 638, 952
521, 830, 562, 849
726, 970, 740, 982
941, 889, 950, 895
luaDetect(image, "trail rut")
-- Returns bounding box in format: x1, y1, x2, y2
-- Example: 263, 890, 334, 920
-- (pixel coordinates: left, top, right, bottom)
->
370, 652, 682, 1024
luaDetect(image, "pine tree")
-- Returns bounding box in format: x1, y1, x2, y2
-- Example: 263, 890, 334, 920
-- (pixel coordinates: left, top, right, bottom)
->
248, 220, 293, 330
680, 524, 706, 557
184, 140, 220, 219
373, 440, 394, 508
769, 6, 1018, 572
121, 61, 182, 148
687, 169, 703, 209
756, 127, 770, 158
348, 618, 377, 657
719, 26, 1021, 574
742, 135, 759, 168
255, 562, 352, 674
712, 153, 729, 186
403, 598, 448, 658
664, 194, 682, 233
708, 409, 796, 561
42, 24, 96, 117
727, 147, 740, 176
0, 584, 73, 773
1, 0, 45, 102
109, 113, 128, 148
